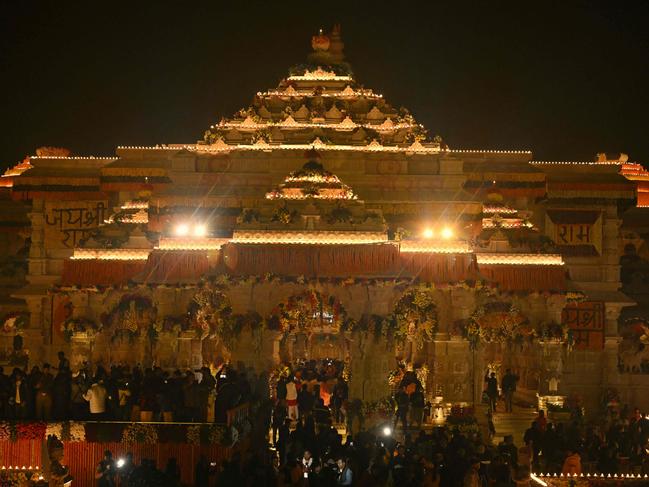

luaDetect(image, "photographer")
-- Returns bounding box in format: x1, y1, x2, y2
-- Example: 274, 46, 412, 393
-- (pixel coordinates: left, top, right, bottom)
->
95, 450, 116, 487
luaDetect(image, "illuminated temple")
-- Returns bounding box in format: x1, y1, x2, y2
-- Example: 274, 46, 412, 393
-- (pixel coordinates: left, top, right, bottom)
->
2, 26, 649, 413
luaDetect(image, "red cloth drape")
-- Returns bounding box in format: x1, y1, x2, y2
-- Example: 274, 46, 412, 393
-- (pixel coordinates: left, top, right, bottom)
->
63, 441, 233, 486
398, 253, 477, 282
140, 250, 210, 284
0, 439, 40, 469
61, 260, 147, 286
222, 243, 476, 281
478, 265, 566, 291
223, 243, 401, 277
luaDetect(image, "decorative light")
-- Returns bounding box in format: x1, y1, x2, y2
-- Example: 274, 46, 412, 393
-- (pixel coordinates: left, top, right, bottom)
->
174, 223, 190, 237
476, 253, 564, 265
231, 230, 388, 245
530, 160, 627, 166
422, 228, 434, 239
286, 67, 353, 82
400, 240, 471, 254
440, 227, 454, 240
382, 426, 392, 437
451, 149, 532, 154
193, 224, 208, 237
259, 86, 383, 99
158, 237, 228, 251
71, 249, 150, 261
119, 141, 442, 155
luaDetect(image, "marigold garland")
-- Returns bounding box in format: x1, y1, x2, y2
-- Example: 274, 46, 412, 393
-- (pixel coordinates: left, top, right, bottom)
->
121, 423, 158, 444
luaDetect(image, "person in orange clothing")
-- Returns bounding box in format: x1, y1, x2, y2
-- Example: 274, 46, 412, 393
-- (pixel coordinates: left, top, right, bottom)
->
561, 447, 582, 476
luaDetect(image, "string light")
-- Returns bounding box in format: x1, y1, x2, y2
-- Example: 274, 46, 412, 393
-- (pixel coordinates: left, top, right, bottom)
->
400, 240, 471, 254
71, 249, 150, 261
157, 237, 227, 250
231, 230, 388, 245
286, 67, 353, 81
476, 253, 564, 265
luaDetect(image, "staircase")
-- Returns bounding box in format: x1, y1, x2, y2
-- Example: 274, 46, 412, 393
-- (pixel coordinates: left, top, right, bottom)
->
491, 405, 538, 446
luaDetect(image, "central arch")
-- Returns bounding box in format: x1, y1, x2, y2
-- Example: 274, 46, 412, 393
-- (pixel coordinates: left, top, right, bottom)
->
267, 290, 351, 363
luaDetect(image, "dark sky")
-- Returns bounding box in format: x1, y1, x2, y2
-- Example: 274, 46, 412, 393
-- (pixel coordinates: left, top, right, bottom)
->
1, 1, 648, 169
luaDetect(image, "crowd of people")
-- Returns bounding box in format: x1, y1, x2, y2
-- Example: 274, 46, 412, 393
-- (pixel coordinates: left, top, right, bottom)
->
2, 352, 649, 485
522, 406, 649, 475
0, 352, 263, 422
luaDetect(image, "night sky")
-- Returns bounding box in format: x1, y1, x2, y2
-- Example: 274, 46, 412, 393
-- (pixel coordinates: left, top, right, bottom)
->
1, 1, 648, 169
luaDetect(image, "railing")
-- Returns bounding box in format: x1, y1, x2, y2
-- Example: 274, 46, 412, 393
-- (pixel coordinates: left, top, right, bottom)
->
226, 402, 250, 427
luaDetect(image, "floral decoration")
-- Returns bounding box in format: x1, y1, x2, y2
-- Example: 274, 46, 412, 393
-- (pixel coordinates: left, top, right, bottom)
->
121, 423, 158, 444
0, 422, 12, 441
186, 425, 201, 445
16, 422, 46, 440
267, 290, 347, 334
389, 287, 438, 349
68, 422, 85, 442
189, 284, 233, 341
101, 294, 156, 331
2, 313, 27, 333
61, 317, 100, 342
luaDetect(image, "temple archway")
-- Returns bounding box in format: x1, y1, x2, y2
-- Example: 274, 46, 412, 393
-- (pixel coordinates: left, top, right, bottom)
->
267, 290, 351, 364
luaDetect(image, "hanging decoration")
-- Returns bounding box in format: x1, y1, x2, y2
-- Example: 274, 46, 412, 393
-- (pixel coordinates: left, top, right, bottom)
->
462, 302, 572, 349
266, 290, 348, 334
61, 318, 101, 342
189, 284, 233, 341
389, 287, 438, 349
2, 312, 27, 333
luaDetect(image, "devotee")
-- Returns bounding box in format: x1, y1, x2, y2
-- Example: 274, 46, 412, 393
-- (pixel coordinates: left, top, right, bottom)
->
485, 372, 498, 413
286, 376, 299, 420
84, 380, 108, 420
501, 369, 519, 413
35, 363, 54, 420
95, 450, 116, 487
394, 385, 410, 430
561, 447, 582, 476
336, 457, 353, 485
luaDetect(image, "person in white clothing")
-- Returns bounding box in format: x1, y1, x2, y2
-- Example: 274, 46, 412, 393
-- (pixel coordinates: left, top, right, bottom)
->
286, 378, 298, 420
83, 381, 107, 420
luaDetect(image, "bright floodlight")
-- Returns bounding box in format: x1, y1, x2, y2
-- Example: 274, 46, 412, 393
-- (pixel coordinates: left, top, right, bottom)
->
116, 458, 125, 468
174, 223, 189, 237
422, 228, 434, 239
441, 227, 454, 240
193, 224, 208, 237
382, 426, 392, 436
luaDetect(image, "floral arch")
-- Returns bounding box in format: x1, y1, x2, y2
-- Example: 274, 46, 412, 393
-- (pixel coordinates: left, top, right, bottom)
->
101, 294, 157, 341
390, 287, 438, 349
266, 290, 349, 334
463, 301, 569, 349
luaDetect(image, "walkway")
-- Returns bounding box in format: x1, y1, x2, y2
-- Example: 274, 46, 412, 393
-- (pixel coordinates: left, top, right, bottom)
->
491, 405, 538, 445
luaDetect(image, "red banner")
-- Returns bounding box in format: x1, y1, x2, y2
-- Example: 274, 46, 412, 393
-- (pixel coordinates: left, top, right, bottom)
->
562, 301, 605, 350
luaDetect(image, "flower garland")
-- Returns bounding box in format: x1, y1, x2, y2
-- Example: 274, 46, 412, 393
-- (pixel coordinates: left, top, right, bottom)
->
267, 290, 347, 334
101, 294, 156, 331
2, 312, 27, 333
16, 422, 46, 440
121, 423, 159, 444
463, 302, 527, 348
462, 301, 572, 349
390, 287, 438, 349
61, 317, 101, 342
189, 284, 233, 341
